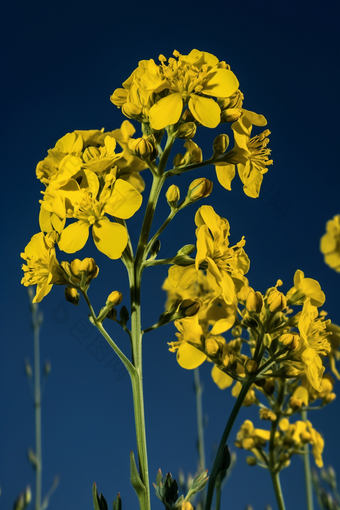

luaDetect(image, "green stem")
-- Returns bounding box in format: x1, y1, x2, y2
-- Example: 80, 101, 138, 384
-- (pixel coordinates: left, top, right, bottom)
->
32, 301, 42, 510
205, 376, 254, 510
301, 409, 314, 510
214, 474, 222, 510
270, 471, 286, 510
194, 368, 206, 472
269, 381, 286, 510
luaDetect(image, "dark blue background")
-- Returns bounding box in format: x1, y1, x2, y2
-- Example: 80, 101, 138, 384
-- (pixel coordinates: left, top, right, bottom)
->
1, 1, 340, 509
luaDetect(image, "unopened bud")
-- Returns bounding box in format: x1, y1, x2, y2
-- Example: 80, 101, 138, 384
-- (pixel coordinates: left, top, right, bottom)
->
44, 360, 51, 376
289, 397, 303, 410
220, 108, 243, 123
259, 409, 277, 421
25, 359, 32, 378
25, 486, 32, 505
175, 122, 197, 139
324, 393, 336, 404
231, 325, 242, 337
213, 134, 229, 157
178, 299, 200, 317
70, 258, 99, 279
65, 286, 80, 305
268, 292, 287, 313
205, 338, 219, 357
301, 431, 312, 444
263, 378, 276, 395
246, 291, 264, 313
106, 291, 123, 307
279, 333, 300, 350
245, 359, 258, 373
128, 136, 157, 160
246, 456, 257, 466
187, 178, 213, 201
181, 503, 194, 510
166, 185, 180, 207
222, 354, 230, 367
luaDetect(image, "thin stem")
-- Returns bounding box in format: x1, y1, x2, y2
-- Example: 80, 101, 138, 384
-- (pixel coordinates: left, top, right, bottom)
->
32, 300, 42, 510
194, 368, 206, 472
301, 409, 314, 510
269, 380, 286, 510
205, 376, 254, 510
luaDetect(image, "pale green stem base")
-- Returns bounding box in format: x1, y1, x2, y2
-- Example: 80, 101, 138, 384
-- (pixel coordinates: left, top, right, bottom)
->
301, 409, 314, 510
32, 302, 42, 510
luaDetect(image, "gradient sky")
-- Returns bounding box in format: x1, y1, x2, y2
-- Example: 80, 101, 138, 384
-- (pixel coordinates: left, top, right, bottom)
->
1, 1, 340, 509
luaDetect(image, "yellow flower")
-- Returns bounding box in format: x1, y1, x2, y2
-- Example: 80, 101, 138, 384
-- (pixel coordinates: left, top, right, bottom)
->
215, 113, 272, 198
21, 232, 58, 303
168, 206, 249, 305
279, 418, 324, 467
112, 49, 239, 129
286, 269, 325, 307
168, 315, 207, 369
320, 215, 340, 272
58, 173, 142, 259
293, 299, 331, 391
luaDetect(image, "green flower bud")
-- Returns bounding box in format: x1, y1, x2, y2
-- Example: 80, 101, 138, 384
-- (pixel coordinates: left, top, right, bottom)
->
187, 178, 213, 201
213, 134, 229, 157
174, 122, 197, 139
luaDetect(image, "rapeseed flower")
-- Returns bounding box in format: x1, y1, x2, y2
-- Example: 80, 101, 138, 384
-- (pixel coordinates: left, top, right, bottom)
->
168, 206, 249, 305
286, 269, 325, 307
21, 232, 58, 303
215, 113, 272, 198
111, 49, 239, 129
57, 172, 142, 259
320, 214, 340, 272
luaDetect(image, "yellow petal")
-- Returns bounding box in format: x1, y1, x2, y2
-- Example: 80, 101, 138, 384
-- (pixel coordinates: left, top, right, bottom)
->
211, 317, 234, 335
211, 365, 233, 389
149, 93, 183, 130
189, 95, 221, 128
92, 218, 128, 259
293, 386, 309, 406
202, 69, 239, 98
58, 221, 89, 253
176, 342, 207, 369
104, 179, 142, 219
215, 163, 236, 191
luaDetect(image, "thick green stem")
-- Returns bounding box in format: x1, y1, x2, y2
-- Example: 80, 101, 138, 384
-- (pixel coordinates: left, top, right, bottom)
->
301, 409, 314, 510
269, 380, 286, 510
32, 303, 42, 510
205, 377, 254, 510
270, 471, 286, 510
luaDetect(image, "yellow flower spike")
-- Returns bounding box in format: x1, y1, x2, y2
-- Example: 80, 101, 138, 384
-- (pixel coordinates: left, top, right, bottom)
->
211, 365, 233, 389
21, 232, 58, 303
286, 269, 325, 307
320, 215, 340, 272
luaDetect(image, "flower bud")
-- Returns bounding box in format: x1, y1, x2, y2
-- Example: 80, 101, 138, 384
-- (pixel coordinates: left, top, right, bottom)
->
179, 140, 203, 166
106, 291, 123, 307
213, 134, 229, 157
263, 378, 275, 395
25, 486, 32, 505
128, 137, 157, 160
44, 360, 51, 376
181, 503, 194, 510
324, 393, 336, 404
279, 333, 300, 350
71, 258, 99, 279
166, 185, 180, 207
246, 456, 257, 466
268, 292, 287, 313
231, 325, 243, 337
175, 122, 197, 139
220, 108, 243, 123
65, 286, 80, 305
259, 409, 277, 421
245, 359, 258, 373
205, 338, 219, 357
25, 359, 32, 378
246, 291, 264, 313
178, 299, 200, 317
289, 397, 303, 410
187, 178, 213, 201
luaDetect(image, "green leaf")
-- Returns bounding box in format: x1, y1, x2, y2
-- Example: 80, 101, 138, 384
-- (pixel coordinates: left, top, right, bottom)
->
112, 493, 122, 510
92, 483, 101, 510
130, 451, 146, 499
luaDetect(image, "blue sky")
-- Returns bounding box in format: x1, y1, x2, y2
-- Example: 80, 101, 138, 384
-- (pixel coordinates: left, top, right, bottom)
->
1, 1, 340, 509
